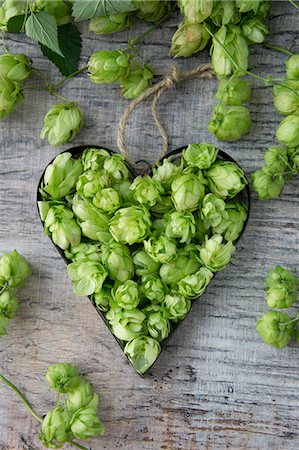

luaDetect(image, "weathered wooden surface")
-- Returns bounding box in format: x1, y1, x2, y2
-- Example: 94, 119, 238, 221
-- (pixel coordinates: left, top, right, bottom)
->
0, 2, 298, 449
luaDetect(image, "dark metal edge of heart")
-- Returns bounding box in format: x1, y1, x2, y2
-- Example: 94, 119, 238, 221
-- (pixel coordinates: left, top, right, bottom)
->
37, 144, 251, 378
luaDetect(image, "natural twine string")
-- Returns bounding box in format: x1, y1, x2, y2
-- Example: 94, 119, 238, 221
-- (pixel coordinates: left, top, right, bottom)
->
117, 63, 214, 167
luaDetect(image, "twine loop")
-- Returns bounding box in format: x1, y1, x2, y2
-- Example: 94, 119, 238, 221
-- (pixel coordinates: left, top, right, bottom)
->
117, 63, 214, 167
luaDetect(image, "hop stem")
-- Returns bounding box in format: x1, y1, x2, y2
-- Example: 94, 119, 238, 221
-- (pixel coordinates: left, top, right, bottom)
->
263, 41, 295, 56
0, 374, 43, 424
288, 0, 299, 10
279, 314, 299, 328
50, 66, 88, 93
69, 441, 90, 450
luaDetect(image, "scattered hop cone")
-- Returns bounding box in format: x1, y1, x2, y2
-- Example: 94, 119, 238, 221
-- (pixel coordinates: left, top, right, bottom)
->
201, 193, 227, 228
210, 1, 240, 27
102, 153, 130, 181
200, 235, 235, 272
120, 64, 153, 100
152, 158, 183, 192
256, 311, 295, 349
70, 407, 104, 440
178, 0, 213, 23
183, 143, 218, 169
265, 266, 298, 309
208, 104, 252, 142
130, 174, 164, 207
165, 211, 196, 244
67, 260, 108, 296
241, 17, 269, 44
40, 407, 71, 448
0, 291, 18, 320
285, 54, 299, 80
41, 103, 84, 146
109, 205, 152, 245
46, 363, 80, 393
140, 275, 167, 304
288, 147, 299, 171
107, 307, 146, 341
0, 315, 10, 336
0, 0, 25, 30
124, 335, 161, 374
215, 77, 251, 106
88, 50, 130, 84
132, 249, 160, 277
101, 241, 134, 283
34, 0, 71, 25
251, 168, 285, 200
171, 173, 205, 211
143, 304, 170, 342
93, 187, 121, 213
65, 242, 101, 263
42, 203, 81, 250
144, 232, 177, 263
177, 267, 213, 299
235, 0, 264, 14
212, 201, 248, 241
93, 284, 112, 312
89, 12, 131, 34
276, 114, 299, 148
210, 25, 249, 78
273, 81, 299, 115
81, 148, 111, 172
170, 21, 211, 58
0, 53, 31, 82
159, 252, 201, 285
263, 146, 288, 174
67, 381, 98, 415
163, 291, 191, 321
206, 160, 247, 199
113, 280, 139, 310
0, 249, 31, 289
133, 0, 171, 22
0, 78, 23, 120
77, 170, 110, 198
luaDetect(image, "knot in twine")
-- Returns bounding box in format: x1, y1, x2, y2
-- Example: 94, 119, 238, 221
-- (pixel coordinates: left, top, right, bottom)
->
117, 63, 214, 168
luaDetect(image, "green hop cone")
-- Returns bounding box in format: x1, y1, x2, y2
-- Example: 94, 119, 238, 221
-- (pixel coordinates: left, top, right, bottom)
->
215, 77, 251, 106
210, 25, 249, 78
201, 193, 227, 228
170, 21, 211, 58
0, 315, 10, 336
263, 146, 288, 174
206, 160, 247, 199
144, 232, 177, 263
251, 168, 285, 200
210, 1, 240, 27
41, 203, 81, 250
288, 147, 299, 171
212, 201, 248, 241
133, 0, 171, 22
120, 64, 153, 100
107, 307, 146, 341
177, 267, 213, 298
101, 241, 134, 283
41, 103, 84, 146
0, 250, 31, 289
70, 388, 104, 440
88, 50, 130, 84
0, 0, 25, 30
34, 0, 71, 25
72, 194, 110, 243
93, 284, 112, 312
81, 148, 110, 172
93, 187, 121, 214
140, 275, 167, 304
41, 152, 83, 200
165, 211, 196, 244
143, 304, 170, 342
183, 143, 218, 169
163, 291, 191, 321
151, 195, 174, 216
113, 280, 139, 310
109, 205, 151, 245
241, 17, 269, 44
256, 311, 296, 349
39, 406, 71, 448
152, 158, 183, 192
130, 174, 164, 207
273, 81, 299, 115
178, 0, 213, 23
285, 54, 299, 80
200, 235, 235, 272
0, 291, 18, 320
45, 363, 80, 393
276, 114, 299, 148
124, 334, 161, 374
160, 250, 201, 285
102, 153, 130, 181
171, 172, 205, 211
65, 243, 101, 263
76, 170, 110, 198
132, 249, 160, 277
67, 260, 108, 296
235, 0, 264, 14
67, 381, 98, 415
208, 104, 251, 142
265, 266, 298, 309
0, 78, 22, 120
89, 12, 131, 34
0, 53, 31, 82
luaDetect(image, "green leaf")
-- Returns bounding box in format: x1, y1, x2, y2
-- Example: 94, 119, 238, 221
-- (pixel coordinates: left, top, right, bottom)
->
72, 0, 136, 22
25, 12, 63, 57
40, 23, 82, 76
6, 15, 26, 33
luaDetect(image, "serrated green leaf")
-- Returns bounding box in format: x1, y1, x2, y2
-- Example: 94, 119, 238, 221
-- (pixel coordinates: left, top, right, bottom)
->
72, 0, 136, 22
25, 12, 63, 57
6, 15, 26, 33
40, 23, 82, 76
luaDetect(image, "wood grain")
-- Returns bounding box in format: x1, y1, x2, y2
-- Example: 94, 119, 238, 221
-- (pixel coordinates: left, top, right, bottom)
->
0, 2, 298, 449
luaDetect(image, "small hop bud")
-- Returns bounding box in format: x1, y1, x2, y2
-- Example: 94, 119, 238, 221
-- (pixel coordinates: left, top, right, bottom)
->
88, 50, 130, 84
67, 381, 98, 415
0, 78, 23, 120
200, 235, 235, 272
235, 0, 264, 14
171, 173, 205, 212
39, 407, 71, 448
0, 249, 31, 289
93, 284, 112, 312
130, 174, 164, 207
107, 307, 146, 341
170, 21, 211, 58
183, 143, 218, 169
251, 168, 285, 200
160, 251, 201, 285
144, 232, 177, 263
81, 148, 111, 172
206, 160, 247, 199
120, 64, 153, 100
215, 77, 251, 106
285, 54, 299, 80
165, 211, 196, 244
140, 275, 167, 304
76, 170, 110, 198
41, 103, 84, 146
163, 291, 191, 321
67, 260, 108, 296
143, 304, 171, 342
0, 291, 18, 320
210, 1, 240, 27
256, 311, 296, 349
276, 114, 299, 148
0, 53, 31, 82
241, 17, 269, 44
208, 104, 252, 142
263, 146, 288, 174
273, 81, 299, 115
113, 280, 139, 310
45, 363, 80, 393
64, 243, 101, 263
265, 266, 298, 309
93, 187, 121, 213
109, 205, 152, 245
212, 201, 248, 241
89, 12, 131, 34
70, 406, 104, 440
152, 158, 183, 192
124, 335, 161, 374
101, 241, 134, 283
201, 193, 227, 228
177, 267, 213, 299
